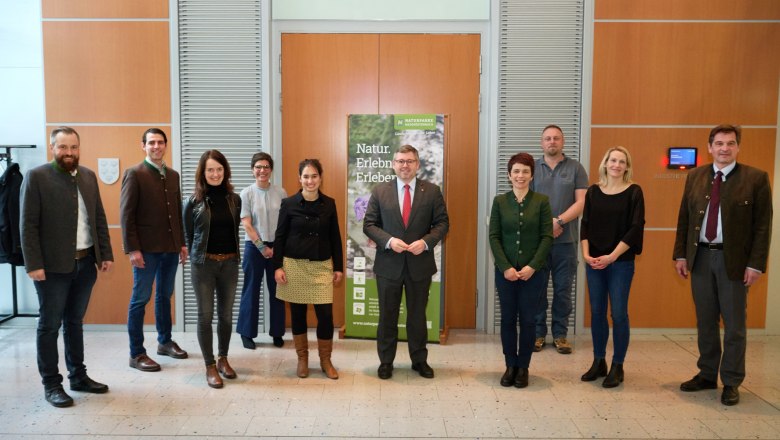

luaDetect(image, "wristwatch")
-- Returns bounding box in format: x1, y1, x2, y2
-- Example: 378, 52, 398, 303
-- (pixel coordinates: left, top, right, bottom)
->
556, 217, 564, 227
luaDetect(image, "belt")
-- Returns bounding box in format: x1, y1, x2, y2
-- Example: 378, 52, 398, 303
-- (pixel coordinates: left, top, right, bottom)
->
205, 252, 237, 262
698, 242, 723, 250
75, 247, 94, 260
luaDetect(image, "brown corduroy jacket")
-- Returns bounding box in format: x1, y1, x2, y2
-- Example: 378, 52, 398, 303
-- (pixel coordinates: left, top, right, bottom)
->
120, 161, 185, 254
673, 162, 772, 280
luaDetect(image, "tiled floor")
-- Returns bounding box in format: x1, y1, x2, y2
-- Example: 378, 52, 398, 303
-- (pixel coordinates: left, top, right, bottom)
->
1, 323, 779, 439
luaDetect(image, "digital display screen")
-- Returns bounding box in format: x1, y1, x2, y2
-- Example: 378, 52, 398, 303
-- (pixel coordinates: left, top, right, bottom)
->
668, 147, 697, 169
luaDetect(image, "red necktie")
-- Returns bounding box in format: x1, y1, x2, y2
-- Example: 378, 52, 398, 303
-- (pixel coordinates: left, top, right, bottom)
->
402, 184, 411, 227
705, 171, 722, 242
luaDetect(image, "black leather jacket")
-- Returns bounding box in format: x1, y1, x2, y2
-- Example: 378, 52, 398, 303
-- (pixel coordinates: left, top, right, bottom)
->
183, 191, 241, 264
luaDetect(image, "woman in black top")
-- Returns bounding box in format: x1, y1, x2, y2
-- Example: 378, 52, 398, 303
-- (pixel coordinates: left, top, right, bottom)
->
273, 159, 343, 380
580, 146, 645, 388
183, 150, 242, 389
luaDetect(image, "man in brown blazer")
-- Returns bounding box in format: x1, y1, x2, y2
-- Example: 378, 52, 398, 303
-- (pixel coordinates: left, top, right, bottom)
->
673, 124, 772, 406
121, 128, 189, 372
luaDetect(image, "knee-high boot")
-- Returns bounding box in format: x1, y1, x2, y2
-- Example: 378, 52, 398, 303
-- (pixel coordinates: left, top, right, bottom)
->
293, 333, 309, 378
318, 338, 338, 380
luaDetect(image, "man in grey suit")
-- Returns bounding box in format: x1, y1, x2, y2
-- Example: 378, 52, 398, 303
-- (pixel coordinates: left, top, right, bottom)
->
21, 126, 114, 407
363, 145, 449, 379
673, 124, 772, 406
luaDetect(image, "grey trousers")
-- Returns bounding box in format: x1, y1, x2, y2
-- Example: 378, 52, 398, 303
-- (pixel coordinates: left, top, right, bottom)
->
690, 247, 747, 387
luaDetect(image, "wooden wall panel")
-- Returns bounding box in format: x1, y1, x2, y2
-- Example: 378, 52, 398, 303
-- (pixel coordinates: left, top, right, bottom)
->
590, 128, 776, 228
596, 0, 780, 20
583, 231, 767, 328
378, 34, 481, 329
592, 23, 780, 125
43, 22, 171, 123
43, 0, 168, 19
281, 34, 381, 326
586, 127, 773, 328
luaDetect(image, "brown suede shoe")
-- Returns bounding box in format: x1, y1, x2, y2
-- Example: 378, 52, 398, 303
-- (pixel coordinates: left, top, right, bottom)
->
129, 353, 161, 372
217, 356, 237, 379
206, 364, 223, 388
157, 341, 188, 359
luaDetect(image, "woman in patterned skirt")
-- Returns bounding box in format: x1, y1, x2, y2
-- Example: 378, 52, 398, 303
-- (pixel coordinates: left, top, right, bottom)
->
273, 159, 343, 379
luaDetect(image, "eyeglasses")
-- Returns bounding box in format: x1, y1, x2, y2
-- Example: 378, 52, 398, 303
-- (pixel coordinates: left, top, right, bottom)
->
394, 159, 417, 166
253, 165, 271, 170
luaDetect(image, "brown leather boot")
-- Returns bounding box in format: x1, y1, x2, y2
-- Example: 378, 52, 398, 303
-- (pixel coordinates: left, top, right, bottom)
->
217, 356, 237, 379
318, 338, 338, 380
293, 333, 309, 378
206, 364, 223, 388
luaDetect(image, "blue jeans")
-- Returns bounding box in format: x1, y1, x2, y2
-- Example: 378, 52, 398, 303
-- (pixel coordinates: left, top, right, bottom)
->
34, 255, 97, 390
535, 242, 577, 339
127, 252, 179, 358
495, 268, 546, 368
586, 260, 634, 364
192, 257, 238, 365
236, 241, 286, 339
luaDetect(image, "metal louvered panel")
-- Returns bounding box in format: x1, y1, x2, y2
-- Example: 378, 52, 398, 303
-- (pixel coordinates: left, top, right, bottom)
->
494, 0, 584, 334
178, 0, 265, 330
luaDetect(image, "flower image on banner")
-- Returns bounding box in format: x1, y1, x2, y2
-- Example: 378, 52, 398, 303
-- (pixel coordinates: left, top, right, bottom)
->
345, 114, 445, 341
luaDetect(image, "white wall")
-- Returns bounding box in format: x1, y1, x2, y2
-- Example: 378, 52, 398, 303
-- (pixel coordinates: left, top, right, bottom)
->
0, 0, 47, 315
272, 0, 489, 20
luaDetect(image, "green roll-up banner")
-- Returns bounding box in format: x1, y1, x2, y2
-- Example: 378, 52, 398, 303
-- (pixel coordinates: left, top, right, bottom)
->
345, 114, 445, 342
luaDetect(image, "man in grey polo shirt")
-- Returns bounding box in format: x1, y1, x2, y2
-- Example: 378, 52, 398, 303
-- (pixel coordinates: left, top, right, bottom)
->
531, 125, 588, 354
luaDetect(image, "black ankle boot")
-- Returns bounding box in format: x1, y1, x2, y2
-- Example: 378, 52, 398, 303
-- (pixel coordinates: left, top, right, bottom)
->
581, 358, 607, 382
514, 368, 529, 388
241, 336, 256, 350
602, 363, 624, 388
500, 367, 518, 387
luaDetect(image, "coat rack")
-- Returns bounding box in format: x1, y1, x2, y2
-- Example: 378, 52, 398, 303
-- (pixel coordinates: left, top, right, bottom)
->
0, 144, 37, 324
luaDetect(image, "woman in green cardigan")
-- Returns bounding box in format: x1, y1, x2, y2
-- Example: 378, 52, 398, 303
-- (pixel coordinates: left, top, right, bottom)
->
489, 152, 553, 388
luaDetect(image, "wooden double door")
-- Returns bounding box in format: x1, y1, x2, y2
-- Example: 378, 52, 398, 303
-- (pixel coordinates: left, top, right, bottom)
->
280, 33, 480, 329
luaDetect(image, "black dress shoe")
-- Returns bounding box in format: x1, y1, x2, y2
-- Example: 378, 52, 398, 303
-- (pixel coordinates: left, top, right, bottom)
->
377, 363, 393, 380
500, 367, 519, 387
602, 363, 624, 388
70, 376, 109, 394
412, 361, 434, 378
241, 336, 256, 350
680, 374, 717, 392
273, 336, 284, 347
45, 387, 74, 408
157, 341, 188, 359
721, 386, 740, 406
514, 368, 529, 388
581, 358, 608, 382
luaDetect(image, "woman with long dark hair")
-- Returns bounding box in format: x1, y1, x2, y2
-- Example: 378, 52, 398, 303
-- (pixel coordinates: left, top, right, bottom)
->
183, 150, 241, 388
273, 159, 343, 380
